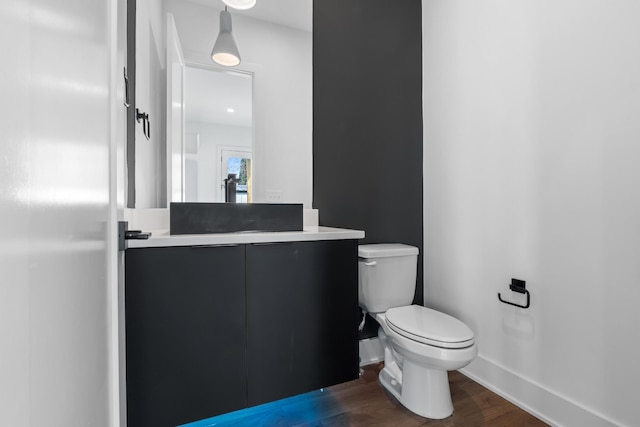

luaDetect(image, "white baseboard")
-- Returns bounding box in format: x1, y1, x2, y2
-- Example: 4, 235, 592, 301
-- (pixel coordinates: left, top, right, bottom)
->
359, 337, 384, 367
460, 356, 620, 427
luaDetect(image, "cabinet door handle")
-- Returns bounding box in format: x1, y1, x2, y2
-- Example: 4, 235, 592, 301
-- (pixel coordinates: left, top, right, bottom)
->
250, 242, 292, 246
362, 261, 377, 266
191, 244, 240, 249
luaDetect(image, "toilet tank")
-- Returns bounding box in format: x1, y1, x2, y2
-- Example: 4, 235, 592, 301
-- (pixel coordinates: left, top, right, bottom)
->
358, 244, 419, 313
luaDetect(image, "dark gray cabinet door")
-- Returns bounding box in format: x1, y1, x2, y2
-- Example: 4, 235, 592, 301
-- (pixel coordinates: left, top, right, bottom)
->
245, 240, 359, 406
125, 245, 246, 427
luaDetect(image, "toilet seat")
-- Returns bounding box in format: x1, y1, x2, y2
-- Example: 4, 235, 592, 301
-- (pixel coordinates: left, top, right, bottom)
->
385, 305, 474, 349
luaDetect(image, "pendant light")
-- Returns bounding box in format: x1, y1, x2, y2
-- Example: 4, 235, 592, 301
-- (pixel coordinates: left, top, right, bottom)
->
211, 7, 241, 67
222, 0, 256, 10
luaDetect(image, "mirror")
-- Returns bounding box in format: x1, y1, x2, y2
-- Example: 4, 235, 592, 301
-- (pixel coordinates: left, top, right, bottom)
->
129, 0, 313, 209
184, 66, 253, 203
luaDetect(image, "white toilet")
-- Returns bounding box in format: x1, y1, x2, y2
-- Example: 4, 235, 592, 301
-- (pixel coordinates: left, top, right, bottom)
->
358, 243, 477, 419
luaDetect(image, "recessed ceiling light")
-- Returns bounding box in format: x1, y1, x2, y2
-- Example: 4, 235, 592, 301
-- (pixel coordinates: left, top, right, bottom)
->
226, 107, 235, 113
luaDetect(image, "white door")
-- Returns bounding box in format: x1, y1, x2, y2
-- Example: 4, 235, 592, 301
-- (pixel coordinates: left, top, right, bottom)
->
114, 0, 129, 424
0, 0, 117, 425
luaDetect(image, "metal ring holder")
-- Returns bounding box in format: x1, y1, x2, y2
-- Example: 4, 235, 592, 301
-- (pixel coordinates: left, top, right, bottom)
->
498, 278, 530, 309
136, 108, 151, 140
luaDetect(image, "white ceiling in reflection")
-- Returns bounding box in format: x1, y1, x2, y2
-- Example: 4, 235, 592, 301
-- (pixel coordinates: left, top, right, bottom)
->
185, 67, 252, 127
182, 0, 310, 128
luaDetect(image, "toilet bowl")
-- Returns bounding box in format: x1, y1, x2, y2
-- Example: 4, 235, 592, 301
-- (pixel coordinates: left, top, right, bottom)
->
358, 244, 477, 419
373, 306, 477, 419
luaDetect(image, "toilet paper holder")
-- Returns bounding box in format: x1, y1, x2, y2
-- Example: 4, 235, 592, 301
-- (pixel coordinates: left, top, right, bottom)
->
498, 278, 530, 309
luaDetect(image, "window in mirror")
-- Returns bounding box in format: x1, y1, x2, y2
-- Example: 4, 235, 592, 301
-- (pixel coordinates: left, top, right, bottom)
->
222, 150, 252, 203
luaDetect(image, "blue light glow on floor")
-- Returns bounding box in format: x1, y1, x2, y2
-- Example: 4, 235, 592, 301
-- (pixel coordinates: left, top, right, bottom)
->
179, 388, 329, 427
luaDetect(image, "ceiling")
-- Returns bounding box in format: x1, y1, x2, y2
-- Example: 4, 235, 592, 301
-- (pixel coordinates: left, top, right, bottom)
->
185, 67, 252, 127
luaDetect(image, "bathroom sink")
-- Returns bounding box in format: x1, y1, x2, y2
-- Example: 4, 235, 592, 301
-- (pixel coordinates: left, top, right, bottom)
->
170, 202, 303, 235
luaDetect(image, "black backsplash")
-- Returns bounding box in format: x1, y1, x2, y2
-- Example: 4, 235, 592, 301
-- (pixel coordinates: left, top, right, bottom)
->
313, 0, 424, 338
170, 202, 303, 235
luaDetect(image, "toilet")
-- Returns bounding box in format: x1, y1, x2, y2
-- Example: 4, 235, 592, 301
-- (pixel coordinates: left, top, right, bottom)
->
358, 243, 477, 419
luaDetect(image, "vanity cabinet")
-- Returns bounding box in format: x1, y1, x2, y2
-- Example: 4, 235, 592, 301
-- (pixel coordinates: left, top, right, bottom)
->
125, 244, 247, 427
125, 238, 359, 427
246, 240, 359, 406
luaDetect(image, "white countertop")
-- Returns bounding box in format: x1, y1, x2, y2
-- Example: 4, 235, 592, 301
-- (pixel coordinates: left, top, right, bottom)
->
126, 226, 365, 249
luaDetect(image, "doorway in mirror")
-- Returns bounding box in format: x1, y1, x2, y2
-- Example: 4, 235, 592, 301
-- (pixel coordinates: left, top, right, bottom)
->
222, 149, 252, 203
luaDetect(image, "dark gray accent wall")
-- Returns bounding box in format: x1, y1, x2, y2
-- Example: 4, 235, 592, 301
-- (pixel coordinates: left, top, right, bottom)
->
313, 0, 424, 328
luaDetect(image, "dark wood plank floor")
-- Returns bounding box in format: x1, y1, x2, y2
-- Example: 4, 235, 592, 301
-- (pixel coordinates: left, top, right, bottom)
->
190, 363, 548, 427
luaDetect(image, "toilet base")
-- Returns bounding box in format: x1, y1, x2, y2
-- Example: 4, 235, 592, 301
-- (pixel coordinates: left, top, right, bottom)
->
372, 312, 475, 420
379, 359, 453, 419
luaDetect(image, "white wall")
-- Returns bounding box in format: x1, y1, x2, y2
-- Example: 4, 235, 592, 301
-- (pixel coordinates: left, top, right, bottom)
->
422, 1, 640, 426
135, 0, 167, 208
0, 0, 116, 425
165, 0, 313, 207
186, 121, 252, 201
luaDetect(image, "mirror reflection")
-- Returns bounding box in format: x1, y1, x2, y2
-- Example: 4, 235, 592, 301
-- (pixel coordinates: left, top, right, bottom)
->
184, 67, 253, 203
131, 0, 313, 209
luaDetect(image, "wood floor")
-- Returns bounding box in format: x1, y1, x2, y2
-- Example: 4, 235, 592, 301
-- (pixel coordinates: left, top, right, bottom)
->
193, 363, 548, 427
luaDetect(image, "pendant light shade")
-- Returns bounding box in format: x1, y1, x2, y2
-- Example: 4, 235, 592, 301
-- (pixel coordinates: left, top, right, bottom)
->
222, 0, 256, 10
211, 8, 241, 67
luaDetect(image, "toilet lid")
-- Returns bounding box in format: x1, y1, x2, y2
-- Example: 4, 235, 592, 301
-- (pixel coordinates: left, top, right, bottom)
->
385, 305, 475, 349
